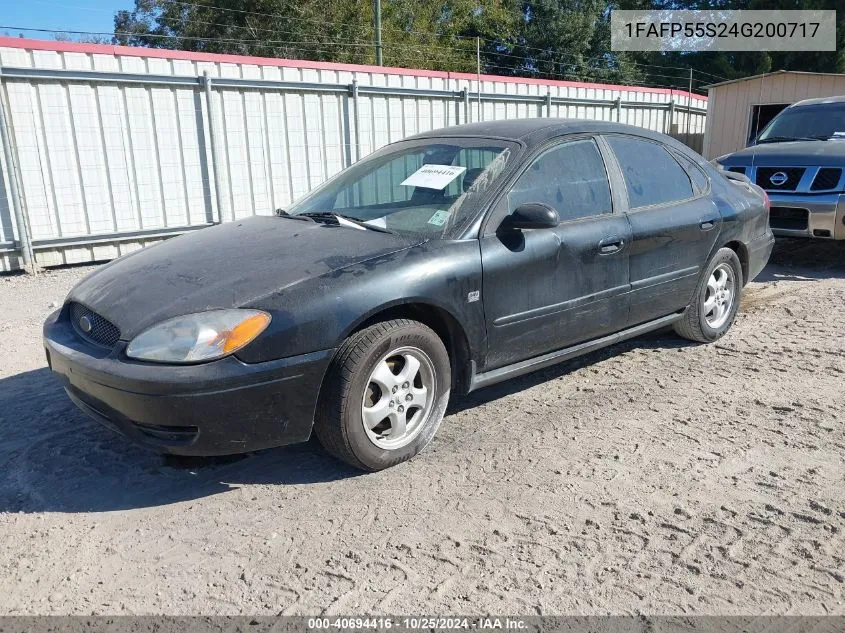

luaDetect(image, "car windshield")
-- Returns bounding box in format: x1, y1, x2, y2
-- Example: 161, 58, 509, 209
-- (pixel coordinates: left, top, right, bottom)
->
286, 141, 512, 236
757, 103, 845, 142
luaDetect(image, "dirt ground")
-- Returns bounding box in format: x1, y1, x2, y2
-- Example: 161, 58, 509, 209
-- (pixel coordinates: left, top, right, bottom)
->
0, 238, 842, 616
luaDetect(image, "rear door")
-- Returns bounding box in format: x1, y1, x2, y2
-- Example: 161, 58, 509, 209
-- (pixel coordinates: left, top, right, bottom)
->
601, 135, 721, 327
479, 136, 631, 370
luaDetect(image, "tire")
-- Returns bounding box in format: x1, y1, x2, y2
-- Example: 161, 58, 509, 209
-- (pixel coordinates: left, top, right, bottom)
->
313, 319, 451, 471
674, 247, 743, 343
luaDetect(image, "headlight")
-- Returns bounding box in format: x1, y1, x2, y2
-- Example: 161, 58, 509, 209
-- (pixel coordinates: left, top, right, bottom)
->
126, 309, 271, 363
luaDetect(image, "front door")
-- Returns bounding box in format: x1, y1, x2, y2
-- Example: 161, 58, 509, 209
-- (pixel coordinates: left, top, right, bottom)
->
601, 134, 722, 327
479, 137, 632, 371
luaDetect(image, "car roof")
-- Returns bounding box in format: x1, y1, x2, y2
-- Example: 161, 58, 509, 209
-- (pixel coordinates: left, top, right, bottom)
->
405, 118, 676, 146
790, 94, 845, 107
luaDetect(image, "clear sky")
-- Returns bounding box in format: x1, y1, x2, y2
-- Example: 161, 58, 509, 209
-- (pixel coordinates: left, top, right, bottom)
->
0, 0, 130, 38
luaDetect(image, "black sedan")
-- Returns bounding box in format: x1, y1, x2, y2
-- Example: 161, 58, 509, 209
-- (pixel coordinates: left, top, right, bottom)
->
43, 119, 774, 471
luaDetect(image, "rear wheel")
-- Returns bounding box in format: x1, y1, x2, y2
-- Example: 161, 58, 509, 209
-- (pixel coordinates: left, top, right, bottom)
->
314, 319, 451, 471
674, 247, 742, 343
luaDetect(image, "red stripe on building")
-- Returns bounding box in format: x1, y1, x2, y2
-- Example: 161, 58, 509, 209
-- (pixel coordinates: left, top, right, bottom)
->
0, 36, 707, 101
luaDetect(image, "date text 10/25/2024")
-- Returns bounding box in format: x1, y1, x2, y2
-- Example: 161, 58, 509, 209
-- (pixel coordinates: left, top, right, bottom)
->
307, 618, 528, 630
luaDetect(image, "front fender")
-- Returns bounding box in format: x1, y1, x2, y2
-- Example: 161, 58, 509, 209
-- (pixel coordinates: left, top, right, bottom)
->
236, 240, 485, 364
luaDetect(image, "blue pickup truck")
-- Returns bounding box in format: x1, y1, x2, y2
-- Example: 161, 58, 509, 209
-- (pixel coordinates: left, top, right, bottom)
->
715, 95, 845, 240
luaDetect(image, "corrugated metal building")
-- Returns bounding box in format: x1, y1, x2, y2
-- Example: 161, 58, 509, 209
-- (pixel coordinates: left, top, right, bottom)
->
703, 70, 845, 159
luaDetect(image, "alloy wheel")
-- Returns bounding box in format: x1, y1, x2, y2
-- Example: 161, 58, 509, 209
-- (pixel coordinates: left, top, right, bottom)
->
361, 346, 436, 450
703, 262, 735, 329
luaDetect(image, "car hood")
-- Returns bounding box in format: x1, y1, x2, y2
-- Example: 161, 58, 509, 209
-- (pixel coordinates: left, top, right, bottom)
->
67, 216, 422, 340
721, 140, 845, 166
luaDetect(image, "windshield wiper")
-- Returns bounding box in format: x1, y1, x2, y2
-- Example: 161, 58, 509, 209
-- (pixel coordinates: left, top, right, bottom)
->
757, 135, 823, 144
274, 208, 315, 222
297, 211, 395, 234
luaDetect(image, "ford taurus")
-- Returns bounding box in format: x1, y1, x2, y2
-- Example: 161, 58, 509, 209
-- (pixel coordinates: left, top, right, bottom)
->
43, 119, 774, 471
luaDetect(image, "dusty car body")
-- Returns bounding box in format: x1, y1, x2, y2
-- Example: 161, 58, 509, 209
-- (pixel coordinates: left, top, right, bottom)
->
716, 95, 845, 240
44, 119, 773, 470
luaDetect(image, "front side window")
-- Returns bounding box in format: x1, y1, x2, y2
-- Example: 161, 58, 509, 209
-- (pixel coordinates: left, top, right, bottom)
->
288, 141, 512, 236
606, 136, 693, 209
507, 138, 612, 222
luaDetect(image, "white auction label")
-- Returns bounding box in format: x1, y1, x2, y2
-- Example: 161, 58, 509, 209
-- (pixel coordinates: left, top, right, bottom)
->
401, 164, 466, 190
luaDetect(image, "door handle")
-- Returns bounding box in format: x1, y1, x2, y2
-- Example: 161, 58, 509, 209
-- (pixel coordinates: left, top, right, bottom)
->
598, 237, 625, 255
699, 219, 718, 231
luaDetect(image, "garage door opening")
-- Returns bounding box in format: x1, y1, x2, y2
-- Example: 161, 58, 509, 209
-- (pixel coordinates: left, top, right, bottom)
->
748, 103, 790, 143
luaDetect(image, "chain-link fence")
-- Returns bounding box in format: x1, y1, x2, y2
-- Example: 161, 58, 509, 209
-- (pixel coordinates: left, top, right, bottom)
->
0, 40, 707, 272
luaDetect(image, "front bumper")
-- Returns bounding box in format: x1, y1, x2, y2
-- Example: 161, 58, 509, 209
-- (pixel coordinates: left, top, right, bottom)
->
43, 309, 334, 456
767, 192, 845, 240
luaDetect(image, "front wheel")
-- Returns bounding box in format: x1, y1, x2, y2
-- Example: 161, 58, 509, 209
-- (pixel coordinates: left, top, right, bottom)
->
313, 319, 451, 471
674, 247, 743, 343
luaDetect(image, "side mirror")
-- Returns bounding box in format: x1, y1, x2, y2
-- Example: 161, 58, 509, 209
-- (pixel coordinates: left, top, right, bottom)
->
500, 203, 560, 231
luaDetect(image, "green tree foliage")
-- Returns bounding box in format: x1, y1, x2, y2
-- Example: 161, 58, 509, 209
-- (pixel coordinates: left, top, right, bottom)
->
115, 0, 378, 63
615, 0, 845, 89
113, 0, 843, 87
114, 0, 517, 71
486, 0, 642, 83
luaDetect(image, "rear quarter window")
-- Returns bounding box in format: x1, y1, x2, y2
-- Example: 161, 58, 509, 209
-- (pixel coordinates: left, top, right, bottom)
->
673, 152, 710, 195
606, 136, 694, 208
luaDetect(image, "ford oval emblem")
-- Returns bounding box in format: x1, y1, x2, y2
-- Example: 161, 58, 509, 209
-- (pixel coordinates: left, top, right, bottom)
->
769, 171, 789, 186
79, 315, 93, 333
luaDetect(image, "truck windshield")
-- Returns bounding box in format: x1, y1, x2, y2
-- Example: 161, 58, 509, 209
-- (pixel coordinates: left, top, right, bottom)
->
757, 103, 845, 142
287, 141, 511, 237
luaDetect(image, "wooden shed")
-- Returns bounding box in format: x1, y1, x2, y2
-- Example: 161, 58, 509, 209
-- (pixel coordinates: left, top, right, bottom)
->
703, 70, 845, 159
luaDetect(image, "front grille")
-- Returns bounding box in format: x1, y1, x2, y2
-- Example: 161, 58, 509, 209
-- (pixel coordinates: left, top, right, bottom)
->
756, 167, 804, 191
810, 168, 842, 191
69, 302, 121, 349
727, 166, 746, 175
769, 206, 809, 231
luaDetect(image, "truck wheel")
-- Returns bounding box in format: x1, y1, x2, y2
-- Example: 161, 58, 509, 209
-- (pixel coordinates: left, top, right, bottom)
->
314, 319, 451, 471
674, 247, 743, 343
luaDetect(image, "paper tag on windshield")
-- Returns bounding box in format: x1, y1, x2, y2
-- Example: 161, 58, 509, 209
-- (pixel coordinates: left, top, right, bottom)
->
335, 216, 365, 230
401, 164, 466, 190
364, 216, 387, 228
427, 210, 450, 226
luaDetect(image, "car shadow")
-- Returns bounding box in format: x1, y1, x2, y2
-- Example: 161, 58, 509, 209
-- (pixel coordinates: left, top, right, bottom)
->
5, 237, 840, 514
4, 331, 686, 513
448, 328, 689, 415
0, 368, 362, 514
754, 237, 845, 282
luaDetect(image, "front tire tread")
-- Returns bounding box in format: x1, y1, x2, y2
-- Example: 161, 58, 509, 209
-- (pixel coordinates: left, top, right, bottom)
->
314, 319, 448, 471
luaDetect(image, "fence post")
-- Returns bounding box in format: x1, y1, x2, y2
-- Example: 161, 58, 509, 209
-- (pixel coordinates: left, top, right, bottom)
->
545, 92, 552, 117
0, 68, 35, 273
463, 89, 470, 124
686, 68, 693, 147
350, 80, 361, 163
475, 37, 482, 122
615, 97, 622, 122
202, 72, 228, 223
666, 100, 675, 135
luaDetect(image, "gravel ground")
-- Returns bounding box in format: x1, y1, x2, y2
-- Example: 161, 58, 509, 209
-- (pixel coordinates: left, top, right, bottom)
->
0, 239, 843, 616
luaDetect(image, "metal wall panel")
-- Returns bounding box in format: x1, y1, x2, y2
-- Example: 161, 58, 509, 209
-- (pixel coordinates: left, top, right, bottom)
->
703, 71, 845, 159
0, 40, 707, 271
